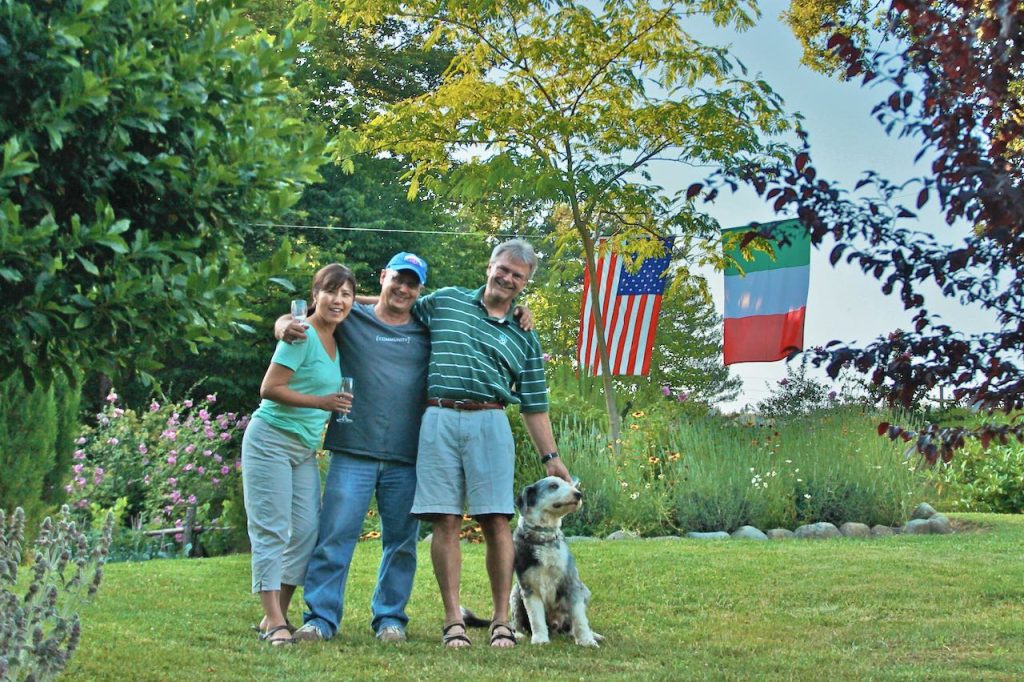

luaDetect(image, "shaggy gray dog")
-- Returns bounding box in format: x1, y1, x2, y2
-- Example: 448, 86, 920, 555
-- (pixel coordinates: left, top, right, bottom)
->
508, 476, 601, 646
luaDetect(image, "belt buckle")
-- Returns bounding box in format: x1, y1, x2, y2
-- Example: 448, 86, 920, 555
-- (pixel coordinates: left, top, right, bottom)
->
452, 400, 467, 410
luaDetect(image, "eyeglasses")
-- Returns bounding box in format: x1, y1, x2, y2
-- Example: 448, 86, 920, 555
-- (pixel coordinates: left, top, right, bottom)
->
493, 264, 529, 284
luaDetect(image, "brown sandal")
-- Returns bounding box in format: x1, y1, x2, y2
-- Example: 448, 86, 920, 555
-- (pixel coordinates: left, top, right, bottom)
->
442, 621, 472, 648
489, 621, 517, 648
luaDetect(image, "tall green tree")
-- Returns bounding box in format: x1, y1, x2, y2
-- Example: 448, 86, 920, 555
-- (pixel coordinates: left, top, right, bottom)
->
0, 0, 327, 389
335, 0, 792, 442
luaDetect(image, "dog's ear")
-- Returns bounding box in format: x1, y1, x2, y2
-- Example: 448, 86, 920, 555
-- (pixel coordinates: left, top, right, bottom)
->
515, 483, 537, 513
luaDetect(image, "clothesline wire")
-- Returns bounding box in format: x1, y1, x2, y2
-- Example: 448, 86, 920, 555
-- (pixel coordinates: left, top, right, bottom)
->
246, 222, 546, 238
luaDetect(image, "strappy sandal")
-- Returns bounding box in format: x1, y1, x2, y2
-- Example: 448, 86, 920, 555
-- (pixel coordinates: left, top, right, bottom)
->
253, 620, 295, 635
489, 621, 517, 648
442, 621, 472, 648
259, 624, 295, 647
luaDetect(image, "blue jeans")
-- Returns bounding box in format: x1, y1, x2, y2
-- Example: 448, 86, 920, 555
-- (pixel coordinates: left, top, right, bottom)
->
302, 452, 418, 638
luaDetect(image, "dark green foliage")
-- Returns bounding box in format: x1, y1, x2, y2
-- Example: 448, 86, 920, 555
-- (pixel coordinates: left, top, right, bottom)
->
0, 374, 58, 529
42, 372, 82, 505
0, 0, 327, 389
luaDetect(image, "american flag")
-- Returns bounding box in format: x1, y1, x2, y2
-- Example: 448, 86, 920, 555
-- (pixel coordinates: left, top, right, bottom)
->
577, 238, 673, 376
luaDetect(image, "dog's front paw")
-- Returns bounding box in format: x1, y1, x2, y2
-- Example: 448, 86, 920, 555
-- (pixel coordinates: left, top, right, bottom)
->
575, 634, 600, 647
592, 631, 605, 642
530, 634, 550, 645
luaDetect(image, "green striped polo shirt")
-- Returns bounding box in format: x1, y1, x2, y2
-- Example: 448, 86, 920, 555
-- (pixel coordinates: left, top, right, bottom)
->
413, 286, 549, 413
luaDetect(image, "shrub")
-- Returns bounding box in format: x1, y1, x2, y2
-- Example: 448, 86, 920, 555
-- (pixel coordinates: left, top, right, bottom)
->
0, 372, 81, 533
64, 391, 246, 546
0, 506, 113, 681
929, 441, 1024, 514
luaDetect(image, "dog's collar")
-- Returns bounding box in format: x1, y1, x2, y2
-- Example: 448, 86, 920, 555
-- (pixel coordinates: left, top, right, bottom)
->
517, 523, 563, 545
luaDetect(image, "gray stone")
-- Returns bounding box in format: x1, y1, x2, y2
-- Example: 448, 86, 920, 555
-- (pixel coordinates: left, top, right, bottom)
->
929, 513, 953, 535
839, 522, 871, 538
911, 502, 937, 520
870, 525, 896, 538
766, 528, 795, 540
648, 535, 683, 541
605, 530, 640, 541
794, 522, 841, 539
685, 531, 730, 540
903, 518, 933, 534
731, 525, 769, 541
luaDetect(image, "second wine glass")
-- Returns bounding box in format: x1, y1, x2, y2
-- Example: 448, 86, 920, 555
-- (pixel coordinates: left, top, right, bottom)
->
336, 376, 354, 423
290, 299, 307, 324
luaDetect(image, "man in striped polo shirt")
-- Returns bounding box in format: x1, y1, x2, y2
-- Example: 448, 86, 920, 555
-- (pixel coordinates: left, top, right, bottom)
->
409, 238, 571, 649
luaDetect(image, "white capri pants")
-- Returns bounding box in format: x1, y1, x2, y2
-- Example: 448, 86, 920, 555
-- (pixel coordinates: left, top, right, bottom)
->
241, 417, 321, 593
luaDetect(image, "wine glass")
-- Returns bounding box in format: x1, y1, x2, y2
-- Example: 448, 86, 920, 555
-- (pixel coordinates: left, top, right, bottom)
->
336, 377, 354, 423
290, 299, 308, 325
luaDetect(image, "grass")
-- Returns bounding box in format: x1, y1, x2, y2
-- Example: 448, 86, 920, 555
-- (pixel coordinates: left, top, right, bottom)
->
64, 513, 1024, 681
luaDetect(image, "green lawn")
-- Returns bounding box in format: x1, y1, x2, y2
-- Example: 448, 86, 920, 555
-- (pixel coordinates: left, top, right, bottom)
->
64, 514, 1024, 681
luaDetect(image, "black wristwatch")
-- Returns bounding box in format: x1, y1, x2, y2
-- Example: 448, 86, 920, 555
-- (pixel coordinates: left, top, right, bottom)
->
540, 452, 559, 464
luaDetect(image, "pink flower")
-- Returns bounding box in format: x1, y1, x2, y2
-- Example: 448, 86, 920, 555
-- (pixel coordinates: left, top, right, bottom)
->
199, 409, 210, 421
92, 469, 105, 485
197, 466, 205, 474
778, 378, 790, 386
75, 476, 86, 487
107, 437, 119, 445
542, 353, 551, 362
211, 478, 220, 487
76, 499, 89, 509
138, 443, 148, 454
64, 484, 74, 494
219, 432, 231, 441
184, 444, 195, 454
167, 455, 177, 465
662, 384, 671, 396
174, 533, 184, 543
106, 392, 118, 403
167, 477, 177, 486
828, 391, 838, 401
150, 401, 161, 412
206, 394, 217, 403
677, 392, 689, 402
112, 407, 124, 417
187, 495, 197, 505
75, 436, 87, 445
73, 463, 84, 474
204, 426, 215, 439
183, 399, 193, 408
161, 429, 178, 441
184, 463, 194, 472
238, 415, 250, 428
203, 449, 213, 458
73, 450, 86, 460
220, 466, 230, 475
213, 454, 222, 463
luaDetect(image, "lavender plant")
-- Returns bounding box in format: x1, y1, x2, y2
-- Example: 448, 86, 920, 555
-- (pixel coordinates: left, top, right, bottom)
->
0, 506, 113, 680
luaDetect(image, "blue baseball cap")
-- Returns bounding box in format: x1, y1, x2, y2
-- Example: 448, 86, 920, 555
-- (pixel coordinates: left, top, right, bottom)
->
386, 252, 428, 285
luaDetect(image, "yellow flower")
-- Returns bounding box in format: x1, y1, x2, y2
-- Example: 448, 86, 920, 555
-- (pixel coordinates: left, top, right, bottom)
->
631, 410, 646, 418
667, 452, 681, 462
648, 456, 660, 464
629, 423, 640, 430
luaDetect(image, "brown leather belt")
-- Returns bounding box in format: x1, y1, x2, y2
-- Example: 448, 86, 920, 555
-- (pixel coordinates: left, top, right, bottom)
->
426, 398, 505, 411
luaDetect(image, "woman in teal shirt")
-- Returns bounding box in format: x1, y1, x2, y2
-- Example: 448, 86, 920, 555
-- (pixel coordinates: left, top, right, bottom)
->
242, 263, 356, 646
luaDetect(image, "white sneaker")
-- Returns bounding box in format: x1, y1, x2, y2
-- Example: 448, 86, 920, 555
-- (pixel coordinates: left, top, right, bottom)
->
291, 623, 325, 642
376, 626, 407, 643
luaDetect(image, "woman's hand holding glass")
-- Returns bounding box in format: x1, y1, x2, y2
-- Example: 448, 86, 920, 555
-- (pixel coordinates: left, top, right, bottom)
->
335, 377, 354, 423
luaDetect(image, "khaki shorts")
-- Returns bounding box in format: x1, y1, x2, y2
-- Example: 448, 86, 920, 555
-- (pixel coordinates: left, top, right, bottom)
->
411, 406, 515, 518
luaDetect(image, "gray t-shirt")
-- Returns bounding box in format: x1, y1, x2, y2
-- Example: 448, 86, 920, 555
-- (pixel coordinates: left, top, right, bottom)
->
322, 302, 430, 464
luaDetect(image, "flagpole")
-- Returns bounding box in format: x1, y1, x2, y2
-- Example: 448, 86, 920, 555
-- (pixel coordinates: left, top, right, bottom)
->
581, 233, 623, 452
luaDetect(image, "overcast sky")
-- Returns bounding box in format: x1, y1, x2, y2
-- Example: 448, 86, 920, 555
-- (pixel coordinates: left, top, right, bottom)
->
668, 1, 995, 411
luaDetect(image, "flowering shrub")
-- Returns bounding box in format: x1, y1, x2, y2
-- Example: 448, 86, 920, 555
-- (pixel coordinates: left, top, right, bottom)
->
65, 391, 246, 535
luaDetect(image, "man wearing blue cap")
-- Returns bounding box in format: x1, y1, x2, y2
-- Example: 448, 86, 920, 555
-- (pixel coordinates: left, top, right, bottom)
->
275, 252, 431, 643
